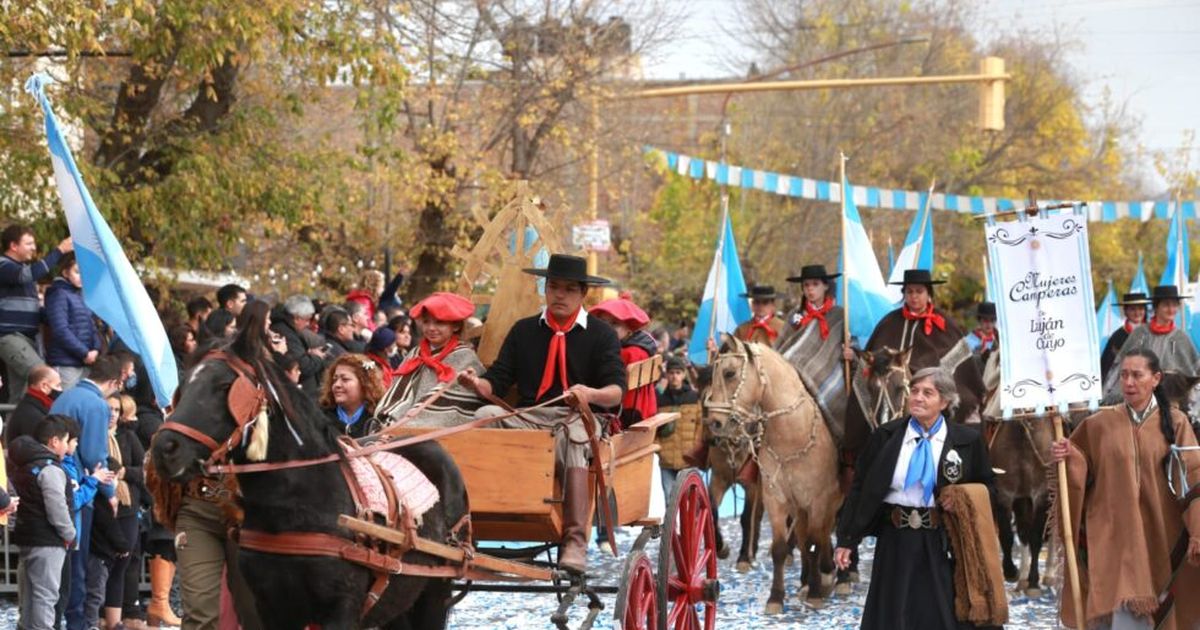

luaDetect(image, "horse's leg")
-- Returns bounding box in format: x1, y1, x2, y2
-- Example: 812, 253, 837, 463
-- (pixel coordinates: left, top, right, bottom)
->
736, 481, 765, 572
763, 494, 790, 615
1020, 498, 1049, 597
385, 578, 452, 630
994, 497, 1018, 582
1013, 496, 1037, 591
708, 470, 732, 560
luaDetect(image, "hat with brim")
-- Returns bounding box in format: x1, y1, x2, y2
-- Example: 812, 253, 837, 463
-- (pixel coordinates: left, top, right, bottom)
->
976, 302, 997, 319
410, 292, 476, 322
740, 285, 778, 300
786, 265, 841, 283
523, 254, 611, 285
1151, 285, 1191, 302
589, 298, 650, 330
888, 268, 946, 286
1116, 292, 1151, 306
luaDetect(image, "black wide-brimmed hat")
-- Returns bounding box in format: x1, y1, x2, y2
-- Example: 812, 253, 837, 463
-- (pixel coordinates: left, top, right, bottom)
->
786, 265, 841, 283
976, 302, 997, 319
740, 285, 778, 300
1116, 292, 1151, 306
523, 254, 611, 285
888, 268, 946, 286
1151, 285, 1191, 302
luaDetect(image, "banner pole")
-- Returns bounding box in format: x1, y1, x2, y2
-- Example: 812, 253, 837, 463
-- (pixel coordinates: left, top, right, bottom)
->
913, 178, 936, 267
840, 152, 851, 392
1053, 409, 1086, 627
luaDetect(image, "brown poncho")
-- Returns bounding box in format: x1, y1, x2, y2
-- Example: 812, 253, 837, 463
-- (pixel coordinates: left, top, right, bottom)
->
1060, 405, 1200, 630
941, 483, 1008, 626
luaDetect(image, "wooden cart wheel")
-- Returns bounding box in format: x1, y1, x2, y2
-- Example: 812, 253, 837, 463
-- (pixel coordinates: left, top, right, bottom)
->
614, 550, 658, 630
657, 468, 719, 630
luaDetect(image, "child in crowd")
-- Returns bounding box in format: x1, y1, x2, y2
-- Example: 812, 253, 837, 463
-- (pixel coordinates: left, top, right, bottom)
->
11, 415, 77, 630
84, 456, 131, 630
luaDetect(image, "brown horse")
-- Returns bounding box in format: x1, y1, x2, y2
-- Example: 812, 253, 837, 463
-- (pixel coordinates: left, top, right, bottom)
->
702, 402, 767, 573
705, 337, 841, 614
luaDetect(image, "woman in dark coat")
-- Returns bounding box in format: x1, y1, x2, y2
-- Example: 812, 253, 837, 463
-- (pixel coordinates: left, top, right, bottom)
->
834, 367, 996, 630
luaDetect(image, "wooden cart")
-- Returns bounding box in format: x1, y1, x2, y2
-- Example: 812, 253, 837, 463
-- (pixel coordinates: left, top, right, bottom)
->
341, 355, 719, 630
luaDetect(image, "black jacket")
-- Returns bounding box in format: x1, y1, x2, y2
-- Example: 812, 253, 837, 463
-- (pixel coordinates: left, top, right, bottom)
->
483, 313, 626, 408
3, 390, 51, 448
836, 418, 994, 548
9, 436, 75, 547
89, 495, 130, 560
323, 406, 374, 440
657, 383, 700, 407
270, 310, 325, 395
114, 424, 147, 518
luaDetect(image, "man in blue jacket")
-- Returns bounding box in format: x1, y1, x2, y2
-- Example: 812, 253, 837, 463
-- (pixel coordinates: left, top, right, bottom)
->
49, 354, 122, 630
0, 224, 72, 402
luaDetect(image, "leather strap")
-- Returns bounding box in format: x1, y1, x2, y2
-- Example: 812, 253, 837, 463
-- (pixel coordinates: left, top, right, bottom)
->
160, 421, 222, 453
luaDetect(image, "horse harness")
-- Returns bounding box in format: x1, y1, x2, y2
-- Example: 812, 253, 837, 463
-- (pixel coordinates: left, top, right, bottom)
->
703, 345, 817, 492
160, 351, 476, 619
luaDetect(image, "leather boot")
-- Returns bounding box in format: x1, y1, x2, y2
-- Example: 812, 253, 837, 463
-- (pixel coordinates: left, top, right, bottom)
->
147, 557, 183, 627
682, 437, 710, 470
735, 459, 759, 486
559, 467, 591, 575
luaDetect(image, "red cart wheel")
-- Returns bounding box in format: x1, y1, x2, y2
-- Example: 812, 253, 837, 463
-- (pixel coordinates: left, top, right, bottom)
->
658, 468, 719, 630
614, 551, 658, 630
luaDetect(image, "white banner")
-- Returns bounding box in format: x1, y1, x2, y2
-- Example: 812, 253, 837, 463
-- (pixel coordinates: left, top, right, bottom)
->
572, 220, 611, 252
986, 210, 1102, 413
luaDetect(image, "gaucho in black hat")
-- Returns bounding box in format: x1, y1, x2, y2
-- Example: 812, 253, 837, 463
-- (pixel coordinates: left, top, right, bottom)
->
457, 254, 626, 574
779, 263, 854, 440
1101, 284, 1200, 403
846, 268, 984, 453
965, 301, 998, 358
734, 284, 786, 345
1099, 291, 1151, 380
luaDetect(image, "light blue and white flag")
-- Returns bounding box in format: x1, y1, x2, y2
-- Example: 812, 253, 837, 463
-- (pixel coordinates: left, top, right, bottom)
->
1131, 251, 1150, 296
1096, 279, 1120, 349
27, 74, 178, 407
688, 214, 752, 365
840, 175, 894, 343
886, 196, 935, 303
1159, 201, 1199, 341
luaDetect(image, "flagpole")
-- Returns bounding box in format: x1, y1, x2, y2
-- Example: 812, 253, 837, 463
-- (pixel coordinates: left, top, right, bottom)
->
982, 253, 990, 302
708, 119, 732, 363
1175, 192, 1188, 333
913, 178, 936, 268
840, 152, 851, 391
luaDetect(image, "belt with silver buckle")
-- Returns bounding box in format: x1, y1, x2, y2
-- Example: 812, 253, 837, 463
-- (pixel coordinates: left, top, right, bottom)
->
886, 504, 942, 530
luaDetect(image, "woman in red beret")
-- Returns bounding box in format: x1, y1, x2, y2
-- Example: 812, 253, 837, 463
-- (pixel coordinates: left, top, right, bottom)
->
375, 292, 484, 427
589, 296, 659, 430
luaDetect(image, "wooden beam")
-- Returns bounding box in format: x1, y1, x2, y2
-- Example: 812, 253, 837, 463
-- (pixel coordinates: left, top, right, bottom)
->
627, 72, 1012, 99
338, 515, 554, 581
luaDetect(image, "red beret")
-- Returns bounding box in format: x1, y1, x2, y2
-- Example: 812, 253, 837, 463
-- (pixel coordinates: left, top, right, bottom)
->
410, 292, 475, 322
590, 298, 650, 330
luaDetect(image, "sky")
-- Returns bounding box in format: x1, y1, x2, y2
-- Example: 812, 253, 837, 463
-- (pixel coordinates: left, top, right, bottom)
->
641, 0, 1200, 195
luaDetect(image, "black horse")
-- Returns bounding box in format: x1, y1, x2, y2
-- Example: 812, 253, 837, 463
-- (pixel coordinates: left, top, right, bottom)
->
151, 328, 468, 630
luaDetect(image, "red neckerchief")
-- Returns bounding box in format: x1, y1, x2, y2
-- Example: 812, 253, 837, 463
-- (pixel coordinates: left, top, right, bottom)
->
1148, 318, 1175, 335
748, 317, 779, 342
537, 310, 580, 399
1123, 319, 1137, 334
799, 298, 834, 339
396, 337, 459, 382
973, 329, 995, 347
901, 305, 946, 335
25, 387, 53, 409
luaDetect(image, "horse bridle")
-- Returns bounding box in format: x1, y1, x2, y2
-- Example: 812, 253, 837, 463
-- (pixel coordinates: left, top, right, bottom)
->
158, 351, 268, 469
703, 346, 806, 466
867, 359, 911, 429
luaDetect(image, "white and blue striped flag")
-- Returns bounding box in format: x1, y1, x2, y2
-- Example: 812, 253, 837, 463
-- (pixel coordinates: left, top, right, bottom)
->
688, 213, 752, 365
1131, 251, 1150, 296
840, 175, 894, 343
886, 195, 935, 303
1095, 279, 1120, 349
27, 74, 178, 407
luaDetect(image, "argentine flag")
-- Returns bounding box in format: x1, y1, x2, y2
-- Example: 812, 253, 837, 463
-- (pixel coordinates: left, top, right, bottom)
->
688, 213, 752, 365
1095, 279, 1120, 349
839, 175, 894, 343
1159, 202, 1199, 343
27, 74, 178, 407
1131, 251, 1150, 296
886, 196, 935, 303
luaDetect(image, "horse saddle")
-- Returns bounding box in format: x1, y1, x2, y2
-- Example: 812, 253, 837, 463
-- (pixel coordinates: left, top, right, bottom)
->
338, 437, 440, 528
